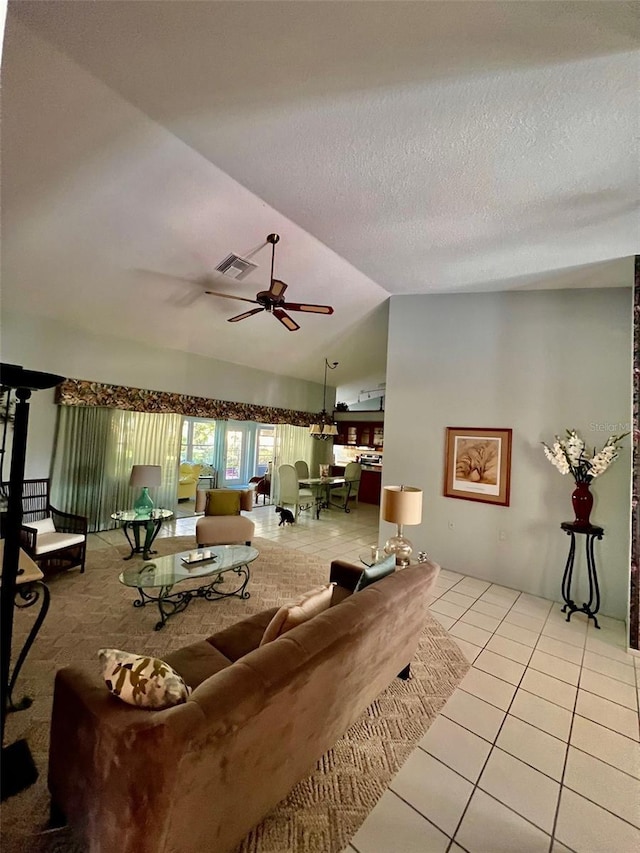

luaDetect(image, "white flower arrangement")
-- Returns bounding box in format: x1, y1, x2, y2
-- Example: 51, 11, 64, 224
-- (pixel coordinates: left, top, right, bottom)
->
542, 429, 628, 484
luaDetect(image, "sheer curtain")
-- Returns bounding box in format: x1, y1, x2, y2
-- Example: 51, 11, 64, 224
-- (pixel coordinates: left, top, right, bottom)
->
272, 424, 314, 501
52, 406, 182, 532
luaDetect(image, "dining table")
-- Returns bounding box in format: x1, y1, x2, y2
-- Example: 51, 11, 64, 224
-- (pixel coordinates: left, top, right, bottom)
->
298, 476, 345, 519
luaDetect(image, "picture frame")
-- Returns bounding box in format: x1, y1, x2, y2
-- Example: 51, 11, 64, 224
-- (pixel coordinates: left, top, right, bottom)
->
443, 427, 512, 506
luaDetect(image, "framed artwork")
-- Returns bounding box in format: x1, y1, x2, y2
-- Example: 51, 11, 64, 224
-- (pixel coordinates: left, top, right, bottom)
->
443, 427, 512, 506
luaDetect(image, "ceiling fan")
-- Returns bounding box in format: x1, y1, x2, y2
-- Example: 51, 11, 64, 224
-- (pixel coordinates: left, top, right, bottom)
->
205, 233, 334, 331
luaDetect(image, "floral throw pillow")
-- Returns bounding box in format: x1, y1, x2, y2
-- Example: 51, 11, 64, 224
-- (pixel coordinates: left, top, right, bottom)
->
99, 648, 191, 710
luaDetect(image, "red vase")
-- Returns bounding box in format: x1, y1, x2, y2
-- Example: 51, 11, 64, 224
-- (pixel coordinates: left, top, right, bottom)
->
571, 483, 593, 527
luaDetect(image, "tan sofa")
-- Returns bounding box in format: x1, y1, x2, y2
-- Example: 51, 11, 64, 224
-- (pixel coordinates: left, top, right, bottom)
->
47, 557, 440, 853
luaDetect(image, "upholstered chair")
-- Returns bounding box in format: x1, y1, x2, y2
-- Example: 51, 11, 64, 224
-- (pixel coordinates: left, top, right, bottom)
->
194, 489, 255, 546
177, 463, 203, 502
249, 462, 272, 505
277, 464, 315, 519
330, 462, 362, 513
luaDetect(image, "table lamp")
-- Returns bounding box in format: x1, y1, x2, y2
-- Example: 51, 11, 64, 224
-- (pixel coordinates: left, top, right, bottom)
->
382, 485, 423, 566
129, 465, 162, 515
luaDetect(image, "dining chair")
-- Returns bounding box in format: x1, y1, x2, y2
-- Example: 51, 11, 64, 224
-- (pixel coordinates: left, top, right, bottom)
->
294, 460, 310, 479
330, 462, 362, 513
277, 464, 315, 519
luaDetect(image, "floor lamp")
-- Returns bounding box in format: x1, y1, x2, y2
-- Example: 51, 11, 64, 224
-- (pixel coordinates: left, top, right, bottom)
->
0, 363, 63, 801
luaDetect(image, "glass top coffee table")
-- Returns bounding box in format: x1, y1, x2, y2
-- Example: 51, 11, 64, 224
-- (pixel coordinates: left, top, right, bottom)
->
119, 544, 259, 630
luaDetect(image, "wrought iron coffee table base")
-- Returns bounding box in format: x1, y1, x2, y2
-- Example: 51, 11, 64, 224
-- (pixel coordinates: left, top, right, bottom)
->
560, 522, 604, 629
132, 565, 251, 630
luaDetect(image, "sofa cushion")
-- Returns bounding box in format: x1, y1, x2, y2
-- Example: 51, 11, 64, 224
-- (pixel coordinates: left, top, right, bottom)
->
354, 554, 397, 591
24, 517, 56, 534
33, 531, 86, 555
195, 514, 255, 547
205, 490, 241, 516
260, 583, 335, 646
98, 648, 191, 710
162, 641, 232, 690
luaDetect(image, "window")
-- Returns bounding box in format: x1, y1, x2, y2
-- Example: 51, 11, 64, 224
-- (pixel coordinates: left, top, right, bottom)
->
255, 426, 275, 476
180, 418, 275, 487
225, 429, 243, 482
181, 419, 216, 466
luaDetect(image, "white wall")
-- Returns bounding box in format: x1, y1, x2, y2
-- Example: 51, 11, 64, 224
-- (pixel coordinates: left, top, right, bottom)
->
383, 288, 632, 620
1, 311, 325, 479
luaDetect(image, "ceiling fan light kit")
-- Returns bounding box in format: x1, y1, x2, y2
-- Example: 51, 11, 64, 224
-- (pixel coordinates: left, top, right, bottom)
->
310, 358, 339, 440
205, 233, 334, 331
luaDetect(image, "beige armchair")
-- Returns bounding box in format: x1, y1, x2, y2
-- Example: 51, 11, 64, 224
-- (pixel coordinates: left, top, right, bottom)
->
194, 489, 255, 546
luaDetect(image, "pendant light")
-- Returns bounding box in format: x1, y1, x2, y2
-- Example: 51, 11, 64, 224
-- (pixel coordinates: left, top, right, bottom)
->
310, 359, 339, 440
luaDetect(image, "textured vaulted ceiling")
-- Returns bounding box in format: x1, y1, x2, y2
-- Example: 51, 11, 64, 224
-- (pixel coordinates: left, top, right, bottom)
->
1, 1, 637, 387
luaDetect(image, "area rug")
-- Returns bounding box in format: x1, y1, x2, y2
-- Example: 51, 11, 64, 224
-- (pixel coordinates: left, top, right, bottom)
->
1, 535, 470, 853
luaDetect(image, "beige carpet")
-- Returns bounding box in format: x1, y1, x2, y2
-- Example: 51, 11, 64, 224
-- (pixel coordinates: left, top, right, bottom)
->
1, 536, 470, 853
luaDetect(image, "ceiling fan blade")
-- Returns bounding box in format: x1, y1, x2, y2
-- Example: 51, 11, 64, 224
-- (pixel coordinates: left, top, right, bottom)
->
269, 279, 288, 298
228, 308, 265, 323
280, 301, 334, 315
205, 290, 260, 305
272, 308, 300, 331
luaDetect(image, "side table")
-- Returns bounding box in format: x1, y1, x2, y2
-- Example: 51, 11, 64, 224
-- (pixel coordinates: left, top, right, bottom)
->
198, 473, 217, 490
560, 521, 604, 629
111, 509, 174, 560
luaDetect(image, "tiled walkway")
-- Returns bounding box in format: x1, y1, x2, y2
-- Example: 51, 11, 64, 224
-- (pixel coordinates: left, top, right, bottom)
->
133, 501, 639, 853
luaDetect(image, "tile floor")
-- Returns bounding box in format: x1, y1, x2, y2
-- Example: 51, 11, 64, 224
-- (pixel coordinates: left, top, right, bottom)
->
102, 501, 640, 853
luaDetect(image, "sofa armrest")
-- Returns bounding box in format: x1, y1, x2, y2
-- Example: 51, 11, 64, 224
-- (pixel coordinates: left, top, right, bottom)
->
239, 489, 254, 513
48, 666, 202, 845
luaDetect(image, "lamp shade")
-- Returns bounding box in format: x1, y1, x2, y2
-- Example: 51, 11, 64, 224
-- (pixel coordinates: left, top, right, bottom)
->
129, 465, 162, 488
309, 423, 322, 435
382, 486, 422, 526
322, 423, 338, 436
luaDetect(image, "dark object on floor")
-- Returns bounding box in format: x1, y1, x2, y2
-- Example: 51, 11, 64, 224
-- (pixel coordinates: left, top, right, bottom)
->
275, 506, 295, 526
1, 739, 38, 801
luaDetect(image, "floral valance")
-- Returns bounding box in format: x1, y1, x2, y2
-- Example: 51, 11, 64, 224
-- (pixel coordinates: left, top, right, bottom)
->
55, 378, 314, 427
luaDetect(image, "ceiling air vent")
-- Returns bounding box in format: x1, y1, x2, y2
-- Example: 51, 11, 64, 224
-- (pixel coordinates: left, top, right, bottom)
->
215, 253, 257, 280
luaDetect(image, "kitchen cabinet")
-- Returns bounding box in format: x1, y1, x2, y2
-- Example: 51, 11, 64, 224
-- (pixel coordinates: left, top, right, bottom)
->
359, 469, 382, 505
334, 421, 384, 449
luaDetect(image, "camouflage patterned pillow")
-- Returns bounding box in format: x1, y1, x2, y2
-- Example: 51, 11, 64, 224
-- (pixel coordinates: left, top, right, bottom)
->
99, 648, 191, 710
